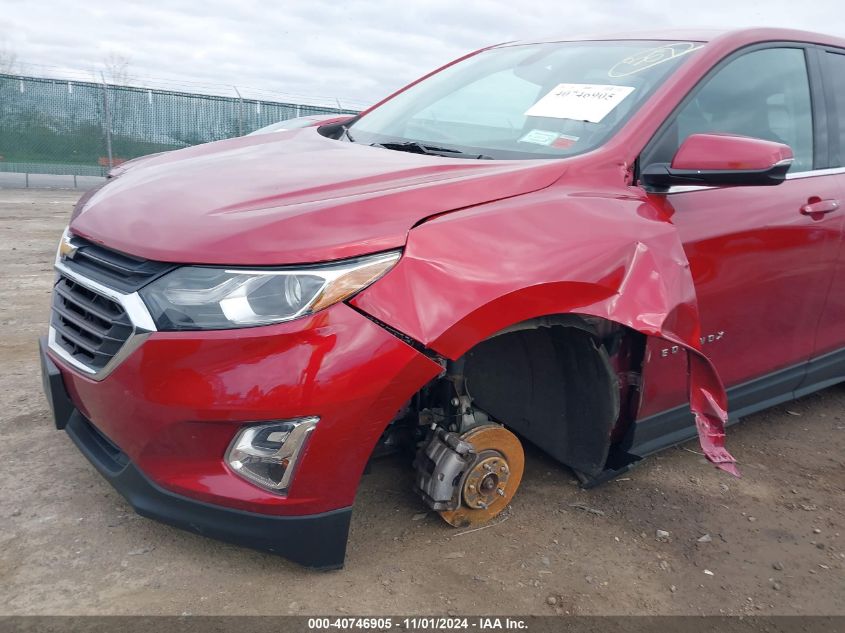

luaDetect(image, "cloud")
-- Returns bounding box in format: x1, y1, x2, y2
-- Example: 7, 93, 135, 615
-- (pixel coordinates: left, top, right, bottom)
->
1, 0, 843, 109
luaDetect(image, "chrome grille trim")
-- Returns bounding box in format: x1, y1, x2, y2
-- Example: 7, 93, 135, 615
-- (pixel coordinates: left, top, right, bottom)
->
48, 260, 157, 381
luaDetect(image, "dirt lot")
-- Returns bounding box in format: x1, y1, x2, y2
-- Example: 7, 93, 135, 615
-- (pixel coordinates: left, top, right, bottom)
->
0, 188, 843, 616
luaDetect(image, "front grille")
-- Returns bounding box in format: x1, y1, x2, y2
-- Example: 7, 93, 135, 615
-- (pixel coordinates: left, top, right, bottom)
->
50, 275, 133, 370
63, 236, 175, 293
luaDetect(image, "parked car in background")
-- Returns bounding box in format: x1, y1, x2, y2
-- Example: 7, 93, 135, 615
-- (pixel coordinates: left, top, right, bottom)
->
41, 28, 845, 568
246, 114, 353, 136
106, 115, 353, 179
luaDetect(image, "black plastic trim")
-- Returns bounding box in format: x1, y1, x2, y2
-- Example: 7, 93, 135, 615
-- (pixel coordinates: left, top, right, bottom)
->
796, 347, 845, 397
63, 235, 176, 294
805, 45, 831, 170
641, 161, 791, 191
630, 347, 845, 458
39, 337, 75, 430
63, 412, 352, 569
817, 47, 845, 168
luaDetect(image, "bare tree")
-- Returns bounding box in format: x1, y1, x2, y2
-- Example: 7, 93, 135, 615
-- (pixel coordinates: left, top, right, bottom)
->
102, 52, 132, 85
100, 53, 137, 161
0, 44, 17, 128
0, 43, 18, 74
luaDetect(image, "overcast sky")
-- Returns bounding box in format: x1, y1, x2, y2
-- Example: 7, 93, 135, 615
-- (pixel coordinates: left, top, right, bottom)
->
1, 0, 843, 109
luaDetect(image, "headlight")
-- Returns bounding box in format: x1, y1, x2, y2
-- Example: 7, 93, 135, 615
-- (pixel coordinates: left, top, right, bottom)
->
139, 251, 400, 330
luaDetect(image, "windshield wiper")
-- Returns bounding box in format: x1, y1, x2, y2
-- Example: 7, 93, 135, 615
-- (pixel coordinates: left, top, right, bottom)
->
370, 141, 492, 160
343, 125, 355, 143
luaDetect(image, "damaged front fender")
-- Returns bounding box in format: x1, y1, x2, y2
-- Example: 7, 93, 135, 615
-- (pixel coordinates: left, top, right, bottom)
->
351, 186, 739, 476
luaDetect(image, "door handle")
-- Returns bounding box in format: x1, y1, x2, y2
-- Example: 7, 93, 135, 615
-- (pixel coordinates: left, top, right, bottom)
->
800, 198, 840, 216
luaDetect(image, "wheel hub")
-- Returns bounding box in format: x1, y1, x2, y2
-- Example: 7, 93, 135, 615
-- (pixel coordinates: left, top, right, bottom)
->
439, 425, 524, 528
462, 454, 510, 509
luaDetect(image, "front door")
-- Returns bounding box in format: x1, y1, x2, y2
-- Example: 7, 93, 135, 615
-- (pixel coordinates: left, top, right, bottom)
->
807, 48, 845, 368
638, 45, 842, 416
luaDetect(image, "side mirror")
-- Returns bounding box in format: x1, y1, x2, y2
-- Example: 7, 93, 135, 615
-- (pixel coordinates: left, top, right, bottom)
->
641, 133, 794, 191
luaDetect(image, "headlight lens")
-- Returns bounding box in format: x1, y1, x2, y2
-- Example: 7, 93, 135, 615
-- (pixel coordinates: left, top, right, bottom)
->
139, 251, 400, 330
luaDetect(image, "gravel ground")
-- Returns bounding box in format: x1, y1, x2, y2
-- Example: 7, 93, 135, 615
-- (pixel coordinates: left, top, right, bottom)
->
1, 188, 843, 616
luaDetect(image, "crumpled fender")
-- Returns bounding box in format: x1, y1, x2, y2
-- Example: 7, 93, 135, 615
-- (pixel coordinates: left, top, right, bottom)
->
351, 185, 739, 476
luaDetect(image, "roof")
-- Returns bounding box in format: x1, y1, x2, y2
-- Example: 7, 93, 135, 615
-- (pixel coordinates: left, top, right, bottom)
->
508, 27, 845, 50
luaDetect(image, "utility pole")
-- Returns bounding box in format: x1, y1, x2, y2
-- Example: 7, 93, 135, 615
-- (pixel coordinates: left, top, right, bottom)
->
100, 72, 113, 171
233, 85, 244, 136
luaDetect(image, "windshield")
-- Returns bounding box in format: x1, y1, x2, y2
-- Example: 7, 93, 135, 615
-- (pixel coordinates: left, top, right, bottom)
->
350, 40, 704, 160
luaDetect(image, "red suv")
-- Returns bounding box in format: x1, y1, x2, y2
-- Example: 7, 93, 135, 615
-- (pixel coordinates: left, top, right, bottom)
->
40, 28, 845, 569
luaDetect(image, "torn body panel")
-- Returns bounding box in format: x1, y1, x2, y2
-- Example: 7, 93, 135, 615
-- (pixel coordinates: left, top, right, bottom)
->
351, 183, 738, 475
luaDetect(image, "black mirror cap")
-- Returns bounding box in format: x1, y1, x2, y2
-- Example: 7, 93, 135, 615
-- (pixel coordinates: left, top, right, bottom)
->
640, 159, 793, 192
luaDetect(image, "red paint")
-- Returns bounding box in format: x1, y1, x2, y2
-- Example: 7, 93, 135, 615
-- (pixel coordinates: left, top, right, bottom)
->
351, 180, 738, 473
813, 173, 845, 357
71, 130, 565, 265
638, 174, 844, 418
56, 28, 845, 518
670, 134, 793, 171
53, 303, 441, 515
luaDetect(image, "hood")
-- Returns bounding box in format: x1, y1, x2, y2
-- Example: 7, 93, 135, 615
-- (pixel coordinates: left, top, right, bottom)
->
69, 128, 566, 265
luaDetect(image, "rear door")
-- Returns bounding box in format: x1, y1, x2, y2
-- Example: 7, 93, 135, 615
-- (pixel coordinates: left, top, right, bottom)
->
800, 46, 845, 390
638, 44, 842, 418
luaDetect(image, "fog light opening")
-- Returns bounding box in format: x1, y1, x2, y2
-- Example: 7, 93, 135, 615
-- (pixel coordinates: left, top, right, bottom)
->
225, 417, 319, 493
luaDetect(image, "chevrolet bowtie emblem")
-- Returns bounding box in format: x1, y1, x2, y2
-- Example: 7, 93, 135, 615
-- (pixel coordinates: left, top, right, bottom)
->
59, 233, 78, 260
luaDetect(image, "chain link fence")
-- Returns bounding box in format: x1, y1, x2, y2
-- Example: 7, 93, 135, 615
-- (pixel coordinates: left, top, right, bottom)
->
0, 73, 358, 182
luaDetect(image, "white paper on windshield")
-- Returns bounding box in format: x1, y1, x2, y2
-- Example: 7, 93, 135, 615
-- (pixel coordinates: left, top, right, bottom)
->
524, 83, 635, 123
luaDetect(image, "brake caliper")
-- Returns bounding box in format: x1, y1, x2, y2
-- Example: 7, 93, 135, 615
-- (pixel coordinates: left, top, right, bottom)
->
414, 424, 524, 528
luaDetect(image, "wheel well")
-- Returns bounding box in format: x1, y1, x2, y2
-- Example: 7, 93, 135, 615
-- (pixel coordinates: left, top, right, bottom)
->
458, 315, 645, 478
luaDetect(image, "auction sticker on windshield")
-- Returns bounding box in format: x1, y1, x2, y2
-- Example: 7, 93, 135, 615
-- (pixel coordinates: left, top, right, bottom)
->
518, 129, 559, 145
525, 83, 635, 123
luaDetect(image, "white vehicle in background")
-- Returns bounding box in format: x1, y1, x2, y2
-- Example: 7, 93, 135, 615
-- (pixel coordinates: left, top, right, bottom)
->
106, 114, 356, 178
247, 114, 353, 136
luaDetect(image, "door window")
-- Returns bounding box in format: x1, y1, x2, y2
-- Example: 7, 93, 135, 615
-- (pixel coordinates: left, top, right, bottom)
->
645, 47, 814, 173
824, 51, 845, 167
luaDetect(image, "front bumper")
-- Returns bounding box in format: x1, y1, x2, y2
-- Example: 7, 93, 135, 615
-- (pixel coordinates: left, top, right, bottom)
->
41, 337, 351, 568
40, 302, 442, 568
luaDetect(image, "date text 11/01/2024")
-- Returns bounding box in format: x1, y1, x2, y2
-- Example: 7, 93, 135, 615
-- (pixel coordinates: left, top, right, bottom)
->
307, 617, 528, 630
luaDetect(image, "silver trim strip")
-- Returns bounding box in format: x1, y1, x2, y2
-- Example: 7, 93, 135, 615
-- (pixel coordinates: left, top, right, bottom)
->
48, 259, 157, 382
786, 166, 845, 179
665, 185, 715, 194
48, 326, 151, 380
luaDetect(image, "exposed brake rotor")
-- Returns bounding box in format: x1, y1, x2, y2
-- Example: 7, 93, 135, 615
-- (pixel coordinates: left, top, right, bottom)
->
439, 425, 525, 528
